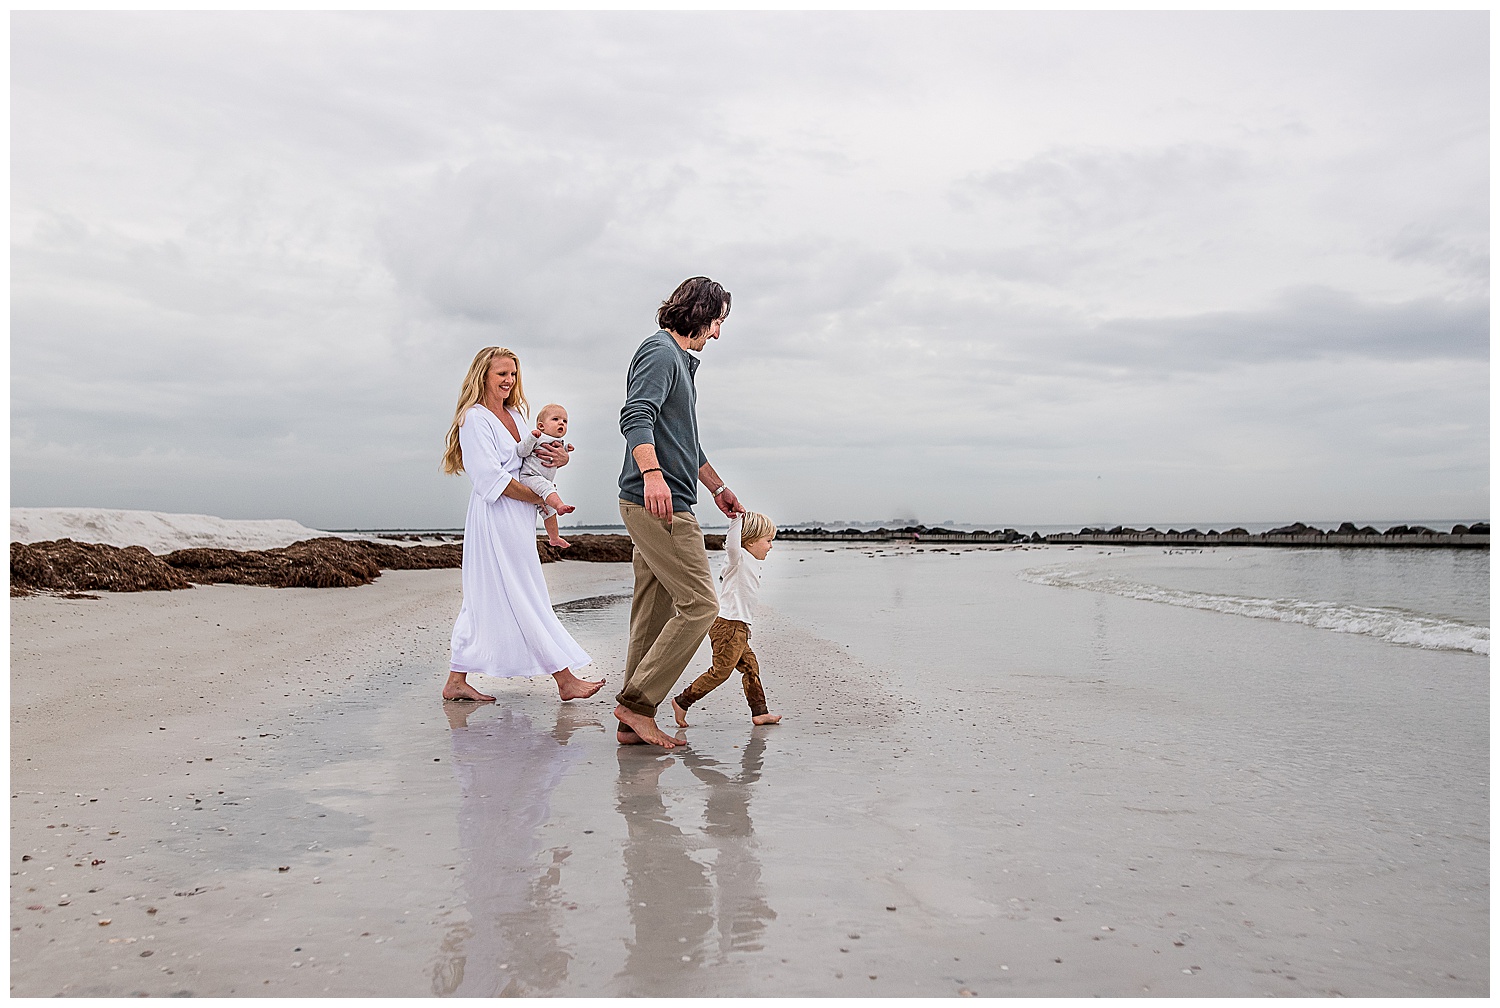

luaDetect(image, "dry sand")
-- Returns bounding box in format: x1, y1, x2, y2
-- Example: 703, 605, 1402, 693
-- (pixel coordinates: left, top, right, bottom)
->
10, 547, 1486, 997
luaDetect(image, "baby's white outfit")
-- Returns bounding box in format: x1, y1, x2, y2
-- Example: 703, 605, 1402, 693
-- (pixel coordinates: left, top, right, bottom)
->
716, 514, 762, 624
516, 430, 566, 518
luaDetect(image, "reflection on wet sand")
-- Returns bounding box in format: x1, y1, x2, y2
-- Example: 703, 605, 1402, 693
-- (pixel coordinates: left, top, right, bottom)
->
615, 732, 777, 995
433, 702, 597, 997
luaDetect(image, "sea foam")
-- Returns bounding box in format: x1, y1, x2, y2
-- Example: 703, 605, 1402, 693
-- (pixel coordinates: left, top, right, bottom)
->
1019, 563, 1489, 656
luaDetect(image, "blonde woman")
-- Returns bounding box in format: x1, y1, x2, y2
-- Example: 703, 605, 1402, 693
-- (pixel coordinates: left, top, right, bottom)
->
441, 347, 604, 704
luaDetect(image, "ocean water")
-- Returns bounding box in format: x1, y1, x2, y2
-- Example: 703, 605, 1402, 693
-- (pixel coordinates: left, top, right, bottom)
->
755, 540, 1489, 674
1017, 546, 1489, 656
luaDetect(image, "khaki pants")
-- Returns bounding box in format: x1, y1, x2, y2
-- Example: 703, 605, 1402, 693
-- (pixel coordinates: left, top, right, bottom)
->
617, 500, 719, 718
675, 617, 768, 717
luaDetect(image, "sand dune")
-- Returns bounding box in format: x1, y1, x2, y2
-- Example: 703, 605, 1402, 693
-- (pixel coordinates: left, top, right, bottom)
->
10, 507, 363, 553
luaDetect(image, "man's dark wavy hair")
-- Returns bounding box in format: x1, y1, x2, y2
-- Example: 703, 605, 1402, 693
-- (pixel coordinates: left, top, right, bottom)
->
657, 277, 731, 339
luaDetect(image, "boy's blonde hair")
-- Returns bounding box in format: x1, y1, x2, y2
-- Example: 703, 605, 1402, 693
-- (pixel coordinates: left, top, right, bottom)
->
537, 403, 567, 423
740, 511, 776, 544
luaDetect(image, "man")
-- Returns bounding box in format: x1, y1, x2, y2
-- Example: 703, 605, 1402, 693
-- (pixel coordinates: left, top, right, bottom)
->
614, 276, 744, 748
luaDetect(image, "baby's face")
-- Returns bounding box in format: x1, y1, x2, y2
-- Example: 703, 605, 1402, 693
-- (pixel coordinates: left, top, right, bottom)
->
539, 412, 568, 437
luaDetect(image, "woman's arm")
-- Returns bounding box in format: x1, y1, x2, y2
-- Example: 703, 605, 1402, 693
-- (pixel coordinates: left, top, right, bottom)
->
459, 415, 514, 503
501, 481, 546, 505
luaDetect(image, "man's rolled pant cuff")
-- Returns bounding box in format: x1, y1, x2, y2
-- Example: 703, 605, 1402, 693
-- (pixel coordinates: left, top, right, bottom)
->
673, 692, 696, 711
749, 705, 768, 717
615, 693, 657, 718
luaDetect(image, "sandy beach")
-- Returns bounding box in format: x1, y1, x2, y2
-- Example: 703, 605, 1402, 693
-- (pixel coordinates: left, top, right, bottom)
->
10, 545, 1487, 997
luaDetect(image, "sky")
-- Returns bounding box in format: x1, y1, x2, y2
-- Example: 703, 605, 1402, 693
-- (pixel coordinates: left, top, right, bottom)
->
11, 11, 1489, 530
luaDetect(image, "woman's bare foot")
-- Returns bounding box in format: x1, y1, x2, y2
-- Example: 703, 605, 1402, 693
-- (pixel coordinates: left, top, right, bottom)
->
671, 697, 690, 728
442, 672, 495, 703
752, 713, 782, 725
548, 536, 571, 548
553, 668, 605, 701
613, 704, 684, 748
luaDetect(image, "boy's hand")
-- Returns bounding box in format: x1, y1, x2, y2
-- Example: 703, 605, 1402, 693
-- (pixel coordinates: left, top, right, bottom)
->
531, 429, 543, 437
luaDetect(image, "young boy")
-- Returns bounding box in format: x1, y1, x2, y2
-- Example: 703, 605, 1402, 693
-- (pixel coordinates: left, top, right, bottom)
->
516, 404, 576, 548
671, 511, 782, 727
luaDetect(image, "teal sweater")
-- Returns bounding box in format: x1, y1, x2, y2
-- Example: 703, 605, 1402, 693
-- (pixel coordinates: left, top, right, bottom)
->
618, 331, 710, 514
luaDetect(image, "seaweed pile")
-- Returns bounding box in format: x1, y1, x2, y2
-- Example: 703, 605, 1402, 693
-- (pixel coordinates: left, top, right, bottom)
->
10, 537, 465, 596
537, 533, 724, 563
12, 532, 722, 597
11, 539, 193, 596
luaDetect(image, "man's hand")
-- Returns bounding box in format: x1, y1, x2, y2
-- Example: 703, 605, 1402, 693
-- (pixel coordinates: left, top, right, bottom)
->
715, 486, 745, 518
644, 472, 674, 524
535, 441, 570, 468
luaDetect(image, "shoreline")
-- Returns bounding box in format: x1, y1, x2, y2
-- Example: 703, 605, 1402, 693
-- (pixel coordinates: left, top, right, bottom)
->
11, 546, 1486, 996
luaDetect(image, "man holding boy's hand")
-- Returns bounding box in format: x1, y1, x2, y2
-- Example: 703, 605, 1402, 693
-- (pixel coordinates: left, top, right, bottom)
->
615, 276, 743, 749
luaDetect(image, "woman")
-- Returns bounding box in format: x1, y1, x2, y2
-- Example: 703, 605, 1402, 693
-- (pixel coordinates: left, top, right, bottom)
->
441, 347, 604, 703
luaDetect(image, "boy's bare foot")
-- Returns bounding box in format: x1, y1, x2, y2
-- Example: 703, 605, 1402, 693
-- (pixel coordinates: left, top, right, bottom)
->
549, 536, 571, 548
613, 704, 684, 748
671, 697, 690, 728
553, 668, 605, 701
752, 713, 782, 725
555, 502, 576, 514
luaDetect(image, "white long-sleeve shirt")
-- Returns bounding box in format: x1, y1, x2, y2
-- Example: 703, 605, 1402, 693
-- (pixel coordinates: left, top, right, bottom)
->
716, 514, 762, 624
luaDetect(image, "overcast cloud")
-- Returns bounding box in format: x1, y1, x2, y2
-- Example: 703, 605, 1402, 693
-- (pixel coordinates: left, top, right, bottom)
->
12, 11, 1488, 529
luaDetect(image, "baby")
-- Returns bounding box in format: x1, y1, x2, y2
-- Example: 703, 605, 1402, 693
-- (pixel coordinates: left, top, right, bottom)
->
516, 403, 576, 548
671, 511, 782, 727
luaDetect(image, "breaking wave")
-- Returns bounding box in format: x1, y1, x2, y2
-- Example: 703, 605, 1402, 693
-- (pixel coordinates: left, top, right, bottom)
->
1018, 564, 1489, 656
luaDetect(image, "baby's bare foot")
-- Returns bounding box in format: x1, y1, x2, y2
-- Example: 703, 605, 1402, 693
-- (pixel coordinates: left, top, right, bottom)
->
549, 536, 571, 548
555, 503, 576, 514
671, 697, 690, 728
614, 705, 684, 748
752, 713, 782, 725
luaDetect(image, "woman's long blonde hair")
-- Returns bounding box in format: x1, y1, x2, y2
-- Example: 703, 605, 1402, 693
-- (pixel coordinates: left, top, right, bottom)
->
442, 347, 529, 475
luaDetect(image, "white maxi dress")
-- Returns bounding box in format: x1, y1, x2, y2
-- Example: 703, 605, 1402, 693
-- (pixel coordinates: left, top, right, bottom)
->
449, 404, 591, 679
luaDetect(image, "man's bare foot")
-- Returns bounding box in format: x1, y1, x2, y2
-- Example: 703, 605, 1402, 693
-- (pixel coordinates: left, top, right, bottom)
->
752, 713, 782, 725
671, 697, 690, 728
549, 536, 571, 548
442, 681, 495, 702
613, 704, 684, 748
553, 668, 605, 701
616, 722, 646, 745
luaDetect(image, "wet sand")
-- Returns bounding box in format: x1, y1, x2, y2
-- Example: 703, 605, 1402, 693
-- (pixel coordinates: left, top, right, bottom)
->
10, 547, 1487, 996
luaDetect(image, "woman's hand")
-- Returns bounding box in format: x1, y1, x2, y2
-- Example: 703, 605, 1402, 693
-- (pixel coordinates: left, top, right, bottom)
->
535, 441, 570, 468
